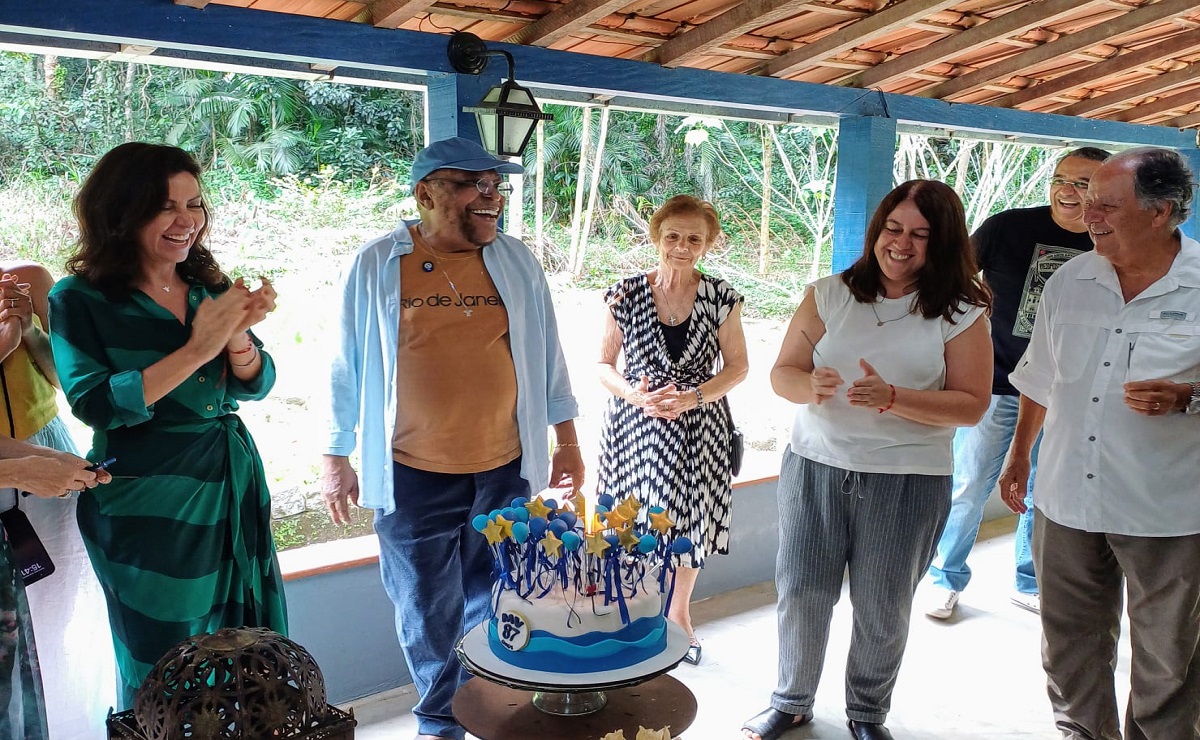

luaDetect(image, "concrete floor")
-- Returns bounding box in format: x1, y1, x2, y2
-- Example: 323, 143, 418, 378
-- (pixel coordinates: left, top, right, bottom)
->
342, 517, 1132, 739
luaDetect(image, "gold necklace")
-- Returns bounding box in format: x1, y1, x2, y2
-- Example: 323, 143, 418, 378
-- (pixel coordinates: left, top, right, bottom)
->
417, 227, 474, 318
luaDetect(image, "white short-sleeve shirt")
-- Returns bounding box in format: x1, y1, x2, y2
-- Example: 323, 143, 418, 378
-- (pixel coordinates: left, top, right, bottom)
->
789, 274, 987, 476
1008, 235, 1200, 536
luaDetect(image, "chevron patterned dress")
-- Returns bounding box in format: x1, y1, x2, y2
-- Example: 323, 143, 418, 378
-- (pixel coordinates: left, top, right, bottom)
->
596, 273, 742, 568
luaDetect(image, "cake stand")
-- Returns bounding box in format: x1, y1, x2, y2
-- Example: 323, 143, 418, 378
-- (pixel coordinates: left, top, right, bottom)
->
454, 622, 695, 738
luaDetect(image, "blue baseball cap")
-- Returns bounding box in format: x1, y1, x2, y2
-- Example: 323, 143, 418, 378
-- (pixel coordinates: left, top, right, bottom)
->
409, 136, 524, 189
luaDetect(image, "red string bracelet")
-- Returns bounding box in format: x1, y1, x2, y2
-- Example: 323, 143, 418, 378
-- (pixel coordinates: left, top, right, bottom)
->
878, 384, 896, 414
229, 342, 255, 355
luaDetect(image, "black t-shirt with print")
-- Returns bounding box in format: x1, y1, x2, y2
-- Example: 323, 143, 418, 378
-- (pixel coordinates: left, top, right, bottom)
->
974, 205, 1094, 395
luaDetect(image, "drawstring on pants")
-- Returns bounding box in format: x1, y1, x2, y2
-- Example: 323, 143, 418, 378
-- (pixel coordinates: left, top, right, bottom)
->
840, 470, 866, 498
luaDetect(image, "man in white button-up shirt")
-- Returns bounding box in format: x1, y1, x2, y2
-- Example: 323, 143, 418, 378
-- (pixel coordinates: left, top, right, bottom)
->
1000, 147, 1200, 740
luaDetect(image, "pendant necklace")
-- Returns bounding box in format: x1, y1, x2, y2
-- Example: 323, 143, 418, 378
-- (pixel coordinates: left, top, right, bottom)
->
653, 278, 693, 326
871, 297, 913, 327
418, 227, 473, 317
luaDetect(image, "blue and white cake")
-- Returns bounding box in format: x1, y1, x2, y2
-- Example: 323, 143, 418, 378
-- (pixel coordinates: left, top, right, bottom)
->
473, 493, 692, 674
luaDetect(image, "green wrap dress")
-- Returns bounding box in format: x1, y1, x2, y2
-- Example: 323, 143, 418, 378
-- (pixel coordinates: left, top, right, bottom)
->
48, 276, 288, 705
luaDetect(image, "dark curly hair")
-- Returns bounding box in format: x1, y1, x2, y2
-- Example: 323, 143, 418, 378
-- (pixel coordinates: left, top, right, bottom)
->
66, 142, 227, 298
842, 179, 991, 323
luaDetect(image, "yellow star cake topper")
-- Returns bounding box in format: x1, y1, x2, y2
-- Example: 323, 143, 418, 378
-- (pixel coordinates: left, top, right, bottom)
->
493, 515, 514, 539
585, 530, 611, 557
648, 509, 675, 535
541, 531, 564, 558
616, 524, 641, 551
482, 518, 506, 545
524, 495, 553, 519
565, 489, 586, 514
601, 507, 630, 530
617, 497, 640, 518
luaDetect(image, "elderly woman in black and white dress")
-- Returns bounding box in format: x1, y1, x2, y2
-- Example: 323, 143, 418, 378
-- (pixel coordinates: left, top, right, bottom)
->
595, 194, 748, 666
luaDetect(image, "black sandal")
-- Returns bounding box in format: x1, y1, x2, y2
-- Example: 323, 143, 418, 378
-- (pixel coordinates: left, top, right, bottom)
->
741, 707, 813, 740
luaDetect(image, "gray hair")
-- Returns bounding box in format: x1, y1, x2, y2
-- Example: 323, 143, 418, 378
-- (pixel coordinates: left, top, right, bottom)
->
1112, 147, 1195, 229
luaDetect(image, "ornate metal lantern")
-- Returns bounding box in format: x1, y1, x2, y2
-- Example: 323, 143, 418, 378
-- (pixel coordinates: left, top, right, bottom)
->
107, 627, 356, 739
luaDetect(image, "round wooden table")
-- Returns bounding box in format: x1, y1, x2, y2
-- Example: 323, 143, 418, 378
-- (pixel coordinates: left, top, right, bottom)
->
452, 673, 697, 739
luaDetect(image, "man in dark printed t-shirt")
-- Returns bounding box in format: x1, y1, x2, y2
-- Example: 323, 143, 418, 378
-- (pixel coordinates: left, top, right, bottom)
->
923, 147, 1110, 620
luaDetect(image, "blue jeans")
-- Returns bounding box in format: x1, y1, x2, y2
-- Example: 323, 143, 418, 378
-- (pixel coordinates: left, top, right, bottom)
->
374, 458, 529, 739
927, 395, 1040, 595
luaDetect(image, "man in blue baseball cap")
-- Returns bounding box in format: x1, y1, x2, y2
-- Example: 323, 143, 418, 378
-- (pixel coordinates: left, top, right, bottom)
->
322, 136, 584, 740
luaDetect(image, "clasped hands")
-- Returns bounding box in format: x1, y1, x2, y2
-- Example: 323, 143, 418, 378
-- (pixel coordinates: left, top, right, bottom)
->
0, 273, 34, 334
811, 358, 891, 409
188, 277, 277, 358
628, 375, 700, 420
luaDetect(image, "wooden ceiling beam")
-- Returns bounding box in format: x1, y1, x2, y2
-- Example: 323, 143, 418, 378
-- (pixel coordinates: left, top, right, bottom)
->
922, 0, 1197, 101
1165, 110, 1200, 128
1056, 62, 1200, 117
427, 4, 778, 59
761, 0, 963, 78
506, 0, 635, 46
1109, 87, 1200, 122
371, 0, 440, 29
645, 0, 818, 67
992, 28, 1200, 109
845, 0, 1088, 90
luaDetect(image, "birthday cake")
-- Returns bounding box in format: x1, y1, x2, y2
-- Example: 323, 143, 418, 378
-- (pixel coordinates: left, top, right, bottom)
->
474, 493, 691, 674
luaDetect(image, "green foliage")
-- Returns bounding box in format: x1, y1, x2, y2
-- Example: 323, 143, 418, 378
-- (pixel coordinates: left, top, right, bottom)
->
0, 52, 422, 185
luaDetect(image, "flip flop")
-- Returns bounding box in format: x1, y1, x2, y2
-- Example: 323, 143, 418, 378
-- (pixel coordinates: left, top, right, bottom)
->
741, 707, 813, 740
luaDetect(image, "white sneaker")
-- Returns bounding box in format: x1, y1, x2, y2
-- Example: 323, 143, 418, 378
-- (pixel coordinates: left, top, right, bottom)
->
925, 589, 959, 619
1011, 591, 1040, 614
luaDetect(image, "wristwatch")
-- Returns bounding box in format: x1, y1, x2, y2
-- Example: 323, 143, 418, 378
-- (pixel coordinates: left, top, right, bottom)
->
1187, 381, 1200, 415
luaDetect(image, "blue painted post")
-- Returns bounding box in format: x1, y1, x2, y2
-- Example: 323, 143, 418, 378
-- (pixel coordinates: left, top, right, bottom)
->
425, 72, 495, 144
831, 116, 898, 273
1180, 147, 1200, 241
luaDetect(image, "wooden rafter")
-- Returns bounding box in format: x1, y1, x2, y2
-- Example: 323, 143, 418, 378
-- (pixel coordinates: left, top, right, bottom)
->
371, 0, 439, 29
845, 0, 1092, 90
646, 0, 818, 67
761, 0, 963, 79
1109, 87, 1200, 123
506, 0, 634, 47
1056, 62, 1200, 117
1166, 110, 1200, 128
993, 28, 1200, 109
921, 0, 1198, 101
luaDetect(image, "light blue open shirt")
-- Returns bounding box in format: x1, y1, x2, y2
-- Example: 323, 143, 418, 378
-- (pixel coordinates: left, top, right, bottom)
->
326, 220, 579, 515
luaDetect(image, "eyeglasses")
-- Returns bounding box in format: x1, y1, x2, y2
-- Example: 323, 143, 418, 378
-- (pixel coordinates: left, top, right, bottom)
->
424, 177, 514, 197
1050, 176, 1090, 190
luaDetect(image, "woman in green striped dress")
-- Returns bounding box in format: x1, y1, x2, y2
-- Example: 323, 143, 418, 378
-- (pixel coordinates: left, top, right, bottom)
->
48, 142, 288, 706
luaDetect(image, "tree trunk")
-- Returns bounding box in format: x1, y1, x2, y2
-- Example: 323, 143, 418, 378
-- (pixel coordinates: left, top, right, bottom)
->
534, 122, 546, 263
42, 55, 58, 99
575, 106, 610, 277
759, 123, 772, 275
124, 63, 136, 141
566, 108, 592, 272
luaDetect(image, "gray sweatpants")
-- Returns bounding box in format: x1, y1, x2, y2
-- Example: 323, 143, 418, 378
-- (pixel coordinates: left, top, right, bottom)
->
770, 450, 951, 723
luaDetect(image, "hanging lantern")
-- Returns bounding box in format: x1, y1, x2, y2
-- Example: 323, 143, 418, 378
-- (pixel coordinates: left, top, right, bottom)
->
447, 32, 554, 158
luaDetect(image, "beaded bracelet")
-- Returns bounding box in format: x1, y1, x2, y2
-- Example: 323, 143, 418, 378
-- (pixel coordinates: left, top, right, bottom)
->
555, 442, 580, 449
694, 387, 705, 406
878, 384, 897, 414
